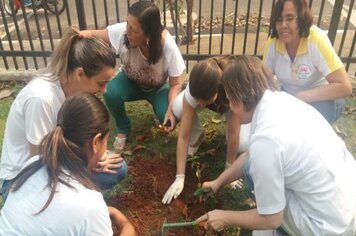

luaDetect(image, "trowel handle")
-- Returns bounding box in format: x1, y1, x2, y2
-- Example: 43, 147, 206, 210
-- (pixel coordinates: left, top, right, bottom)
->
163, 221, 197, 228
163, 220, 207, 228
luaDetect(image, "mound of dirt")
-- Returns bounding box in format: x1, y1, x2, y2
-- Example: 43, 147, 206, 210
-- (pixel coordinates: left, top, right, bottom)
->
108, 156, 211, 236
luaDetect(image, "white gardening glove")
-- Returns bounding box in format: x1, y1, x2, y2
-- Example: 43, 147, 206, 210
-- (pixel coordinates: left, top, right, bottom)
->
225, 161, 243, 189
162, 175, 185, 204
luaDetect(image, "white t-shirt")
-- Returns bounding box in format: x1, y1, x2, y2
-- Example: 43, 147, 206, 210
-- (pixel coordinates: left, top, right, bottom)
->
249, 90, 356, 235
263, 25, 344, 95
0, 156, 113, 235
0, 77, 65, 186
107, 22, 185, 91
184, 82, 200, 109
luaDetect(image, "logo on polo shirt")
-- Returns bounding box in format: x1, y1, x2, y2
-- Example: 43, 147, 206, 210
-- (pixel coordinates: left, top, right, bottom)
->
297, 64, 311, 80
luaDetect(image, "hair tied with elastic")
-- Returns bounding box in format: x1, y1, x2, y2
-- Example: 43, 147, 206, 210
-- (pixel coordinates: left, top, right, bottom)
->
56, 123, 64, 130
77, 34, 84, 40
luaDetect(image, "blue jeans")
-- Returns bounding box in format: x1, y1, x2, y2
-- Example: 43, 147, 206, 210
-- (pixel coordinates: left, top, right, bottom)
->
92, 160, 128, 190
0, 179, 11, 201
309, 98, 344, 124
243, 159, 254, 194
0, 161, 128, 202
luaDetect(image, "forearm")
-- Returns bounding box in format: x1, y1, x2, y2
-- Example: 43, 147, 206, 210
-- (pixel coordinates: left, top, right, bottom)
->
176, 136, 189, 175
296, 68, 352, 102
108, 207, 135, 236
223, 209, 283, 230
168, 82, 182, 105
80, 29, 110, 43
215, 152, 246, 187
296, 83, 351, 102
119, 223, 136, 236
226, 112, 241, 164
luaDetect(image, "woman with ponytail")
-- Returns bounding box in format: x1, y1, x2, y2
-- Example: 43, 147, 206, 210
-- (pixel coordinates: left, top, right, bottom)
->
0, 26, 126, 199
0, 93, 135, 235
162, 56, 251, 204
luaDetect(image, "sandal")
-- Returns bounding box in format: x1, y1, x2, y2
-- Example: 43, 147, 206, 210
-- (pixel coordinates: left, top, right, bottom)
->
113, 136, 126, 152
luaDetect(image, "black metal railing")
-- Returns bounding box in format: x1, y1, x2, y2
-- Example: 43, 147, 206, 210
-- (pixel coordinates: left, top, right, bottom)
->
0, 0, 355, 73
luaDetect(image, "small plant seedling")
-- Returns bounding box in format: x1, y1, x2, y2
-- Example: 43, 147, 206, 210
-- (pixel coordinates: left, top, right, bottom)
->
193, 187, 214, 197
193, 187, 215, 204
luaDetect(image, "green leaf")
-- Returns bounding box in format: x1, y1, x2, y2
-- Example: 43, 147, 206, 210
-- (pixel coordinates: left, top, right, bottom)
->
193, 187, 211, 196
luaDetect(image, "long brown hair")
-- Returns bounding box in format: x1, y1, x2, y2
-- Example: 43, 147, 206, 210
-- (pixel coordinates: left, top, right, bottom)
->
124, 1, 164, 64
222, 55, 277, 111
48, 26, 116, 79
11, 93, 110, 214
189, 55, 236, 113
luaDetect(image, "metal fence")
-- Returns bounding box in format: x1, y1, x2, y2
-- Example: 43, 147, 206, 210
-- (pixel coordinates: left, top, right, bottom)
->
0, 0, 355, 73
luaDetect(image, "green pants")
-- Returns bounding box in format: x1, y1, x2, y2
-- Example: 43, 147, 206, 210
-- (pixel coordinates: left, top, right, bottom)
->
103, 71, 169, 135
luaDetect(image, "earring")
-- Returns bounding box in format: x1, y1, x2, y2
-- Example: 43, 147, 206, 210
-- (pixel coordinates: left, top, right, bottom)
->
146, 38, 149, 45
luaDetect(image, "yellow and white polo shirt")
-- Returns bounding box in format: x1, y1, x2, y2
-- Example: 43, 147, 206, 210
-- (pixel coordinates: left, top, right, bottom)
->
263, 25, 344, 95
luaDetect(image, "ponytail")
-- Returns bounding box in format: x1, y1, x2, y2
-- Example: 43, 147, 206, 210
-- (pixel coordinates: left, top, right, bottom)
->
48, 26, 116, 80
11, 93, 110, 214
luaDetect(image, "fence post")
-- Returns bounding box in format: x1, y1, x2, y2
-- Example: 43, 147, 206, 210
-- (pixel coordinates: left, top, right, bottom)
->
75, 0, 87, 30
328, 0, 344, 44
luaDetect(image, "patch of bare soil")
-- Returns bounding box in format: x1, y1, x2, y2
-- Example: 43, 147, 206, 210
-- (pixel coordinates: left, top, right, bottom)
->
108, 156, 216, 236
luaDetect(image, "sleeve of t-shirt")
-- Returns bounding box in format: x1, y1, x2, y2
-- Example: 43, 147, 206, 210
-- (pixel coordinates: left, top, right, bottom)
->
107, 22, 127, 55
262, 37, 276, 74
249, 134, 286, 215
310, 27, 344, 77
164, 33, 186, 77
85, 195, 113, 235
184, 83, 199, 108
24, 97, 55, 145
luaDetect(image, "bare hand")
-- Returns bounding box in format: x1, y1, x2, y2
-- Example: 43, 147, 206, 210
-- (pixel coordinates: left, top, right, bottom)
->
163, 107, 177, 132
78, 30, 92, 38
92, 151, 124, 174
202, 180, 219, 193
196, 209, 227, 232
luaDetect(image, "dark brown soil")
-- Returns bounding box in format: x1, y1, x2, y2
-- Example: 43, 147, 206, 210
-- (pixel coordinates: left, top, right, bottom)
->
108, 156, 213, 236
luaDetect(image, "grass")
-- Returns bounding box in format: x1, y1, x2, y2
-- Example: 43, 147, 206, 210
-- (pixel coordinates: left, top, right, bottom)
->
0, 81, 355, 235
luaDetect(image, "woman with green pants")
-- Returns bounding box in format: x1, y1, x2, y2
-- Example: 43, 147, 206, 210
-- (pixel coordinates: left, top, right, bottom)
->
81, 1, 185, 151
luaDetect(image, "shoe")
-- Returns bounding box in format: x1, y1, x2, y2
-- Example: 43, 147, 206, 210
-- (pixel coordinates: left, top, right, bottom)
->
113, 136, 126, 152
187, 132, 205, 156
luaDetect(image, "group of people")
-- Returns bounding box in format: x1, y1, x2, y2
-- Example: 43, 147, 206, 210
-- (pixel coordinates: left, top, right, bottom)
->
0, 0, 355, 235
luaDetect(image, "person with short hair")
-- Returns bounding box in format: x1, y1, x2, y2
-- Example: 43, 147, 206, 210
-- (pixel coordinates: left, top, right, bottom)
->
0, 93, 135, 236
162, 56, 251, 204
81, 1, 185, 152
196, 55, 356, 235
263, 0, 352, 123
0, 26, 127, 199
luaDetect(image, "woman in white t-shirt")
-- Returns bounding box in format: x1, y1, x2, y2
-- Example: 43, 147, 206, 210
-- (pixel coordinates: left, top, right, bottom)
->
0, 26, 127, 199
0, 93, 135, 236
196, 55, 356, 235
162, 56, 251, 204
81, 1, 185, 152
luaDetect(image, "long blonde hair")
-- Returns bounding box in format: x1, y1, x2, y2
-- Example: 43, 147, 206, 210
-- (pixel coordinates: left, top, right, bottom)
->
48, 26, 116, 80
